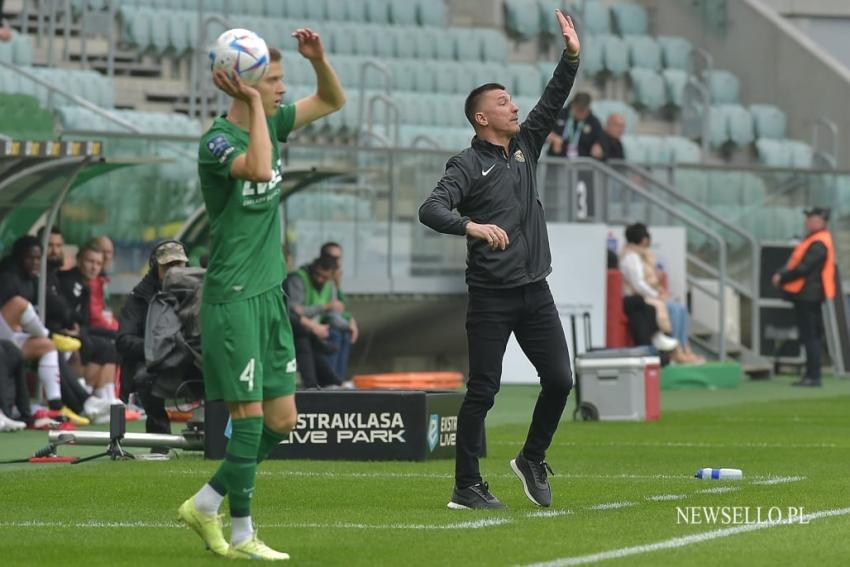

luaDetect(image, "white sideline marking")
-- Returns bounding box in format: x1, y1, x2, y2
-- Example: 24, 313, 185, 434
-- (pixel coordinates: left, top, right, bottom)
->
696, 486, 740, 494
520, 506, 850, 567
587, 502, 636, 511
491, 441, 844, 449
752, 476, 806, 485
528, 510, 572, 518
646, 494, 687, 502
0, 518, 511, 531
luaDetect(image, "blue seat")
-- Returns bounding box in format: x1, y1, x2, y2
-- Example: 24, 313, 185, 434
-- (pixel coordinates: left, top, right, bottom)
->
611, 2, 648, 35
657, 35, 692, 70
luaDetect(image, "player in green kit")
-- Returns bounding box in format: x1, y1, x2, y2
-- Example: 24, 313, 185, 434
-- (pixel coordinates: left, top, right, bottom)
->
178, 28, 345, 561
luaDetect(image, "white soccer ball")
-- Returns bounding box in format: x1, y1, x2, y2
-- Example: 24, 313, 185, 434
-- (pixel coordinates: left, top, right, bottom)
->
209, 28, 270, 85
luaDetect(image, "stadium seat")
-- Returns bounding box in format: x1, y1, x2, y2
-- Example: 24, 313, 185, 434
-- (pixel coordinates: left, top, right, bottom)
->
351, 25, 379, 56
611, 2, 648, 36
417, 0, 445, 26
0, 36, 13, 63
600, 35, 629, 76
504, 0, 540, 41
582, 1, 610, 35
537, 0, 562, 38
282, 0, 308, 19
755, 138, 792, 167
433, 62, 462, 94
707, 106, 729, 147
389, 59, 416, 91
119, 7, 153, 52
666, 136, 702, 164
508, 64, 543, 97
150, 9, 171, 54
749, 104, 787, 139
786, 140, 814, 168
628, 68, 666, 111
389, 27, 417, 58
640, 135, 673, 165
661, 69, 688, 107
625, 35, 662, 71
478, 29, 509, 63
11, 34, 33, 66
620, 135, 647, 164
673, 169, 709, 203
365, 0, 391, 24
579, 34, 604, 76
304, 0, 327, 20
412, 62, 438, 92
704, 69, 740, 104
452, 28, 480, 61
716, 104, 754, 146
656, 35, 692, 70
388, 0, 417, 25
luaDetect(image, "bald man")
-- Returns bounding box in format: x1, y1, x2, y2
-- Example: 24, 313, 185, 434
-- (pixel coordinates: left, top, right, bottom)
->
591, 113, 625, 162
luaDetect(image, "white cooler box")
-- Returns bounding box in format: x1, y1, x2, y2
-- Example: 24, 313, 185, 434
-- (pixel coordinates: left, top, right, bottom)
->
574, 350, 661, 421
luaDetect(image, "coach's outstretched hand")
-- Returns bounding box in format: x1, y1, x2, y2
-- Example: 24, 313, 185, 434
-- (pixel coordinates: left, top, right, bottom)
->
212, 69, 260, 103
556, 10, 580, 56
293, 28, 326, 61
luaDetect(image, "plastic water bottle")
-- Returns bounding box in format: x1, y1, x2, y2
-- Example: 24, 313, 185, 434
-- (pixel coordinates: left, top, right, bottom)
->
695, 468, 743, 480
606, 231, 618, 252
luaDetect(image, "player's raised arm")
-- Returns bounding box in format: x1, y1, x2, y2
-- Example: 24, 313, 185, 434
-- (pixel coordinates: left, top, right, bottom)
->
211, 69, 273, 182
519, 10, 581, 158
291, 28, 346, 130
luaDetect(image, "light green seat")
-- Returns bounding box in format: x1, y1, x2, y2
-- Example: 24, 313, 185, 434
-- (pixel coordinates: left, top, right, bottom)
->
600, 35, 629, 76
389, 0, 417, 25
452, 28, 479, 61
305, 0, 327, 20
579, 34, 603, 76
718, 104, 754, 147
625, 35, 662, 71
657, 35, 692, 70
786, 140, 813, 168
755, 139, 792, 167
479, 29, 508, 63
509, 64, 542, 97
351, 24, 379, 56
365, 0, 390, 24
704, 69, 740, 104
119, 7, 153, 51
593, 100, 637, 133
12, 34, 33, 66
505, 0, 540, 40
620, 135, 648, 164
390, 26, 417, 58
417, 0, 445, 27
672, 169, 709, 203
282, 0, 308, 18
412, 62, 438, 92
666, 136, 701, 164
263, 0, 286, 18
661, 69, 687, 107
389, 59, 417, 91
628, 68, 666, 111
707, 106, 729, 147
611, 2, 648, 35
749, 104, 786, 139
582, 1, 610, 35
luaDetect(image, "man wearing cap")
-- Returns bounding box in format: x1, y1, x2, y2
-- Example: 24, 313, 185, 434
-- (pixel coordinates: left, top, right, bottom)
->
117, 241, 189, 438
771, 208, 835, 387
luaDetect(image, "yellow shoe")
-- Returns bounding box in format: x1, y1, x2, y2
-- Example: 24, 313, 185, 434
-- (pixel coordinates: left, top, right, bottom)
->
227, 532, 290, 561
51, 334, 81, 352
177, 497, 229, 556
60, 407, 90, 426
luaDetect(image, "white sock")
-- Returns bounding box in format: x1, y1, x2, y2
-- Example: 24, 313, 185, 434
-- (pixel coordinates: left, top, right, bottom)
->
193, 483, 225, 516
78, 378, 93, 395
95, 385, 117, 402
38, 351, 62, 403
20, 304, 48, 338
231, 516, 254, 546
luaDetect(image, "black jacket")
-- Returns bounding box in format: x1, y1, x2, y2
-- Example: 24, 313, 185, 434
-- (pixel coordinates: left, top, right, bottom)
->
547, 104, 603, 158
778, 237, 828, 303
57, 268, 90, 327
0, 265, 73, 331
419, 51, 579, 288
116, 271, 161, 376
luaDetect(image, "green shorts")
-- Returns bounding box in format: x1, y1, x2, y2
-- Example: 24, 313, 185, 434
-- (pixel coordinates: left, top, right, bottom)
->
201, 286, 297, 402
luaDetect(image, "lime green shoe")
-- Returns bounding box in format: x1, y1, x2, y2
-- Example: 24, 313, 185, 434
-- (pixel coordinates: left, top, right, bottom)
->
227, 532, 290, 561
177, 497, 229, 556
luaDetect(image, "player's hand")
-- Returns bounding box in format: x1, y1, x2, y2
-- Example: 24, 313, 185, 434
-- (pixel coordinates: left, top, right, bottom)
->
556, 9, 580, 56
293, 28, 325, 61
349, 319, 359, 344
466, 221, 510, 251
212, 69, 260, 103
312, 322, 330, 340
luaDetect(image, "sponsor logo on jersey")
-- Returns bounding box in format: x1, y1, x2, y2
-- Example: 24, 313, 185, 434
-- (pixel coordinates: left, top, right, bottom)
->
207, 134, 234, 164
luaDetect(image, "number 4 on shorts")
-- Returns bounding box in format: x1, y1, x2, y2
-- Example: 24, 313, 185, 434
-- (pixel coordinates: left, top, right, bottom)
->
240, 358, 255, 392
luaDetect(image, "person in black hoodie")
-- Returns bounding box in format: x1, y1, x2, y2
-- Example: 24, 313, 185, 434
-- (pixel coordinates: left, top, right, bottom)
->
419, 10, 579, 510
117, 241, 189, 437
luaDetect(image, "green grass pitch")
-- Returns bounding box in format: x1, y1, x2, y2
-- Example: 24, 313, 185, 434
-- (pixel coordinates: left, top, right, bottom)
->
2, 375, 849, 566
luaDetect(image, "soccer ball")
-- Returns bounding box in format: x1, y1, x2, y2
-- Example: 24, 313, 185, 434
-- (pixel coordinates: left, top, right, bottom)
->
209, 28, 270, 85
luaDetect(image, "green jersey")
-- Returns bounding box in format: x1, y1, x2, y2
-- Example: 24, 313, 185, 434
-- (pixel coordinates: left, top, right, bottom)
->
197, 104, 296, 304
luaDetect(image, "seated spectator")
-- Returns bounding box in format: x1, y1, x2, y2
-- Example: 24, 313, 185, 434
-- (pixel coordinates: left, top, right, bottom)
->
591, 113, 626, 162
58, 240, 121, 403
284, 255, 343, 389
117, 241, 192, 440
620, 223, 704, 364
546, 92, 603, 159
319, 242, 359, 383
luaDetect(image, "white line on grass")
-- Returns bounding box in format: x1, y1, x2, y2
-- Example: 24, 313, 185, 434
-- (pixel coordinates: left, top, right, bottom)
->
491, 441, 844, 450
646, 494, 687, 502
751, 476, 806, 485
0, 518, 512, 531
587, 502, 636, 510
520, 506, 850, 567
528, 510, 572, 518
696, 486, 740, 494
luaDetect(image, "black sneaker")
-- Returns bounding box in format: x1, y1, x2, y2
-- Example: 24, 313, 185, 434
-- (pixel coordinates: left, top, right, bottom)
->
792, 378, 822, 387
447, 482, 506, 509
510, 453, 554, 507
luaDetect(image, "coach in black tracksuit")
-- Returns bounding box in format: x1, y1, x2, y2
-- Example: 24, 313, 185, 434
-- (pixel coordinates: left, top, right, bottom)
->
419, 10, 580, 510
